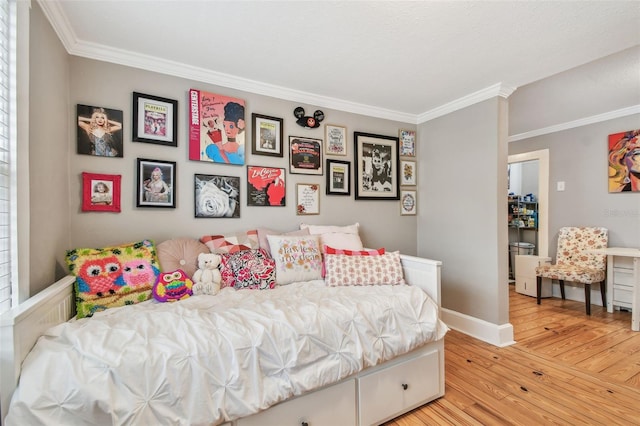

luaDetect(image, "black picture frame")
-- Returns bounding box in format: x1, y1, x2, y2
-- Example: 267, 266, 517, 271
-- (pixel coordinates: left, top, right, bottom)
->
251, 113, 284, 157
289, 136, 323, 175
132, 92, 178, 147
354, 131, 400, 200
325, 159, 351, 196
136, 158, 176, 208
194, 174, 241, 218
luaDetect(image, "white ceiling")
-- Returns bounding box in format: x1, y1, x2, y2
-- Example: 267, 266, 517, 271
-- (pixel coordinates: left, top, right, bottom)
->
39, 0, 640, 123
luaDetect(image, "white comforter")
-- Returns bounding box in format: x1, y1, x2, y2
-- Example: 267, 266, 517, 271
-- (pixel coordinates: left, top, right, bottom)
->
7, 281, 448, 425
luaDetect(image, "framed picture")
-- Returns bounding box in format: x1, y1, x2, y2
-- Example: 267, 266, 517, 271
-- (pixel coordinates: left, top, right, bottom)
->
132, 92, 178, 147
251, 113, 284, 157
400, 190, 417, 215
247, 166, 286, 206
399, 129, 416, 157
290, 136, 323, 175
77, 104, 124, 157
136, 158, 176, 208
188, 89, 245, 165
608, 128, 640, 192
354, 132, 400, 200
82, 172, 121, 212
325, 124, 347, 156
296, 183, 320, 215
194, 174, 240, 218
400, 160, 417, 186
326, 159, 351, 196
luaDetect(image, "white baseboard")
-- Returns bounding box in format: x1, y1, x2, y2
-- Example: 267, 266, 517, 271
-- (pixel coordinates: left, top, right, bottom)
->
441, 308, 515, 347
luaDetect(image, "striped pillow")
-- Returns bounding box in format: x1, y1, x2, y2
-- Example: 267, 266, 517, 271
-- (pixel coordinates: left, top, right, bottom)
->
324, 245, 385, 256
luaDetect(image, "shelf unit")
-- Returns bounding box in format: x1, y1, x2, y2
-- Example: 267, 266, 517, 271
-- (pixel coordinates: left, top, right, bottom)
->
508, 195, 539, 279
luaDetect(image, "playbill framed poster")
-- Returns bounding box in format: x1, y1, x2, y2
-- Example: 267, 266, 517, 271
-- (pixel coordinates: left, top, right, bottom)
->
132, 92, 178, 146
189, 88, 245, 165
246, 166, 286, 206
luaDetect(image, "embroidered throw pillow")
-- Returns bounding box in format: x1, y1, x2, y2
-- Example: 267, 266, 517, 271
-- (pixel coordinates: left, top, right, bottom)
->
66, 239, 160, 318
324, 251, 405, 287
220, 249, 276, 290
267, 234, 323, 285
300, 223, 364, 251
201, 229, 259, 254
257, 227, 310, 257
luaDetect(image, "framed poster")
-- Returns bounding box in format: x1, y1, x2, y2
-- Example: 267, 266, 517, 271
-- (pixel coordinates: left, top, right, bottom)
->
326, 159, 350, 196
400, 190, 417, 215
82, 172, 121, 212
247, 166, 286, 206
399, 129, 416, 157
251, 113, 284, 157
132, 92, 178, 147
325, 124, 347, 156
136, 158, 176, 208
608, 128, 640, 192
188, 88, 245, 165
354, 132, 400, 200
77, 104, 123, 157
296, 183, 320, 215
289, 136, 323, 175
401, 160, 417, 186
194, 174, 240, 218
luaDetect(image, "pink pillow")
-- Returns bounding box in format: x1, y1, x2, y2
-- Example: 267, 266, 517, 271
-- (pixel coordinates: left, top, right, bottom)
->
324, 246, 385, 256
324, 251, 405, 287
219, 249, 276, 290
201, 230, 259, 254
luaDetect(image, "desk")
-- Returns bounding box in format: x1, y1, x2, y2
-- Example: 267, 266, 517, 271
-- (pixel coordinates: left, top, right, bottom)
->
590, 247, 640, 331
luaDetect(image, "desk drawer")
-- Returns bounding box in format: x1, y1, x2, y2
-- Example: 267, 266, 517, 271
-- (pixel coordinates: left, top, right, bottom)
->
613, 286, 633, 308
613, 256, 634, 269
613, 268, 634, 287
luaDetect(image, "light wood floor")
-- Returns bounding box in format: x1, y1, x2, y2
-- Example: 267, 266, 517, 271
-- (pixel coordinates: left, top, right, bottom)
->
385, 285, 640, 425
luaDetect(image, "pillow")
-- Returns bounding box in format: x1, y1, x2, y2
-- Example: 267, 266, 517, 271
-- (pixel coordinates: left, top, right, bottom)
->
267, 234, 323, 285
157, 237, 209, 277
66, 239, 160, 318
220, 249, 276, 290
257, 227, 310, 257
201, 229, 259, 254
324, 251, 405, 287
324, 245, 385, 256
300, 223, 363, 251
152, 269, 193, 302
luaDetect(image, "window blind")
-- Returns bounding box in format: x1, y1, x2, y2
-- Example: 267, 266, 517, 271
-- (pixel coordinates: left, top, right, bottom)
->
0, 0, 12, 314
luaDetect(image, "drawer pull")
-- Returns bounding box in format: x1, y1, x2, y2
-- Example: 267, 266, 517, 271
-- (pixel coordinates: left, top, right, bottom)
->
402, 383, 408, 390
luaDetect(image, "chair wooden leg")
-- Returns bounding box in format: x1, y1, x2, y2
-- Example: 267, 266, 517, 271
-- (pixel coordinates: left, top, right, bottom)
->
585, 283, 591, 315
600, 280, 606, 307
536, 276, 542, 305
559, 280, 566, 300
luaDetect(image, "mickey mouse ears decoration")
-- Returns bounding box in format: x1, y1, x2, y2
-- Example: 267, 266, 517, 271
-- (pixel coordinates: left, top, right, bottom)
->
294, 106, 324, 129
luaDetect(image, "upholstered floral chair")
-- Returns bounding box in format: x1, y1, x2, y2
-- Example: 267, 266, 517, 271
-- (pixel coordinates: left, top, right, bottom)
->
536, 227, 608, 315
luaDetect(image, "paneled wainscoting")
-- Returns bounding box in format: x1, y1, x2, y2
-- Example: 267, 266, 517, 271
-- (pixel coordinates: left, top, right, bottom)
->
385, 286, 640, 425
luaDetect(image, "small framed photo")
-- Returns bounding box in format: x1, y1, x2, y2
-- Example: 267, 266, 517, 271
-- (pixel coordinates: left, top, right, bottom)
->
82, 172, 121, 212
252, 113, 284, 157
399, 129, 416, 157
77, 104, 124, 157
290, 136, 323, 175
132, 92, 178, 147
326, 159, 351, 196
325, 124, 347, 156
401, 160, 417, 186
296, 183, 320, 215
194, 174, 240, 218
354, 131, 400, 200
136, 158, 176, 208
247, 166, 286, 206
400, 189, 417, 216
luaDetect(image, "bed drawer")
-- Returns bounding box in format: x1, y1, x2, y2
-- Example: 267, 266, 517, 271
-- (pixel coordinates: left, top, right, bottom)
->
237, 379, 356, 426
358, 348, 441, 426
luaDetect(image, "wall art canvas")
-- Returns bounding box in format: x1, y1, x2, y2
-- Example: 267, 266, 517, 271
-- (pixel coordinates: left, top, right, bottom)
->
247, 166, 286, 207
194, 174, 240, 218
608, 129, 640, 192
77, 104, 124, 157
188, 89, 245, 165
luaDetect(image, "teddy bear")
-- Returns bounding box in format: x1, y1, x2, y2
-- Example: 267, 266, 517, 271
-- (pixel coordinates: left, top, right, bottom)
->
191, 253, 222, 296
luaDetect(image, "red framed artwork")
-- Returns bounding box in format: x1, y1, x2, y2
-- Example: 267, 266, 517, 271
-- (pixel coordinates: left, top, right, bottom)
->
82, 172, 122, 212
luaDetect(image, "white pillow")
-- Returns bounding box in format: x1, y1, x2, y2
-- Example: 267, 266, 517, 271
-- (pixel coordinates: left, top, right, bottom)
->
266, 234, 323, 285
299, 223, 363, 251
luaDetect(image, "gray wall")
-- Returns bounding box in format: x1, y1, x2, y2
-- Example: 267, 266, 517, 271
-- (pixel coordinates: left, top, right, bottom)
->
417, 98, 510, 325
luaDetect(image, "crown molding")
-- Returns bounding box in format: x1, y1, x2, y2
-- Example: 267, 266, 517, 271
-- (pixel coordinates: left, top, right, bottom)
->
416, 82, 517, 124
37, 0, 77, 52
508, 104, 640, 142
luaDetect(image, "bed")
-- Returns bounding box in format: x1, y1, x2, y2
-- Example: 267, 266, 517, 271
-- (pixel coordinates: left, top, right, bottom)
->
1, 248, 446, 426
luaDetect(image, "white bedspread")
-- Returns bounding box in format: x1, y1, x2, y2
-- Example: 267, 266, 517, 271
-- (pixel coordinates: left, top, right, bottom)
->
7, 281, 448, 425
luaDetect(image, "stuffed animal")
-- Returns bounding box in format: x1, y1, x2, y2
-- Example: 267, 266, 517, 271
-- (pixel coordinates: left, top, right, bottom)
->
153, 269, 193, 302
192, 252, 222, 295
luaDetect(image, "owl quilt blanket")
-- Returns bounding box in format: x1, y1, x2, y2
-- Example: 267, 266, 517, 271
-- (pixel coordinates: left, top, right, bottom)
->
6, 281, 448, 425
